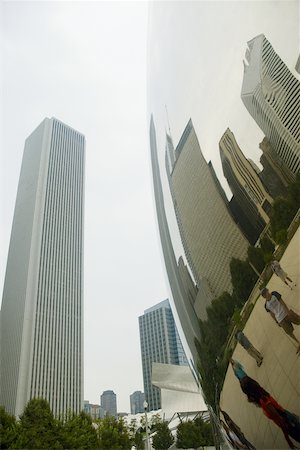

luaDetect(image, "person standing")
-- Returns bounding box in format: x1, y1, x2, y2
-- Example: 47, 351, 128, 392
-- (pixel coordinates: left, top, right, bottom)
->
270, 260, 296, 289
260, 288, 300, 353
235, 329, 263, 367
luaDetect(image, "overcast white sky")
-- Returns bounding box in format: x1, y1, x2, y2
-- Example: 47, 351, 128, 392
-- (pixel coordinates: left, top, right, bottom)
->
1, 0, 299, 414
1, 1, 169, 413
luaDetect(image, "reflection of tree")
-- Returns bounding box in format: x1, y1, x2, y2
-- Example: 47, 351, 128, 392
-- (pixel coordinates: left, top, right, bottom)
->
270, 173, 300, 244
196, 263, 259, 410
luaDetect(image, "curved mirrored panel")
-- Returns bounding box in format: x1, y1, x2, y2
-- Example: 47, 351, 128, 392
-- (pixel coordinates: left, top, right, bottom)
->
147, 2, 300, 448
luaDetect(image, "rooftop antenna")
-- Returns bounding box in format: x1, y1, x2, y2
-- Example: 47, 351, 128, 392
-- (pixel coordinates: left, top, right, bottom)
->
165, 105, 172, 139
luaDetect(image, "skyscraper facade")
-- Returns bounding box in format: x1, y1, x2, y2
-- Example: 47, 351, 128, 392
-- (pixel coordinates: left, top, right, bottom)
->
0, 118, 85, 418
139, 299, 188, 411
219, 128, 273, 244
166, 119, 248, 299
100, 390, 117, 417
149, 116, 201, 362
130, 390, 145, 415
241, 34, 300, 178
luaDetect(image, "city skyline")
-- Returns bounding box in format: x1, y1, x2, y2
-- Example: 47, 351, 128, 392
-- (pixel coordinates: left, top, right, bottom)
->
1, 1, 299, 412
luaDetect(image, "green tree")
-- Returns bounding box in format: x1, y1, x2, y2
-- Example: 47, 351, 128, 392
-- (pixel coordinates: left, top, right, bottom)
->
150, 412, 162, 432
194, 417, 214, 446
270, 197, 297, 242
260, 236, 275, 255
247, 246, 265, 273
152, 421, 174, 450
61, 410, 99, 449
97, 416, 131, 450
0, 406, 18, 449
176, 418, 214, 449
176, 420, 202, 449
230, 258, 258, 302
13, 398, 62, 449
133, 430, 145, 450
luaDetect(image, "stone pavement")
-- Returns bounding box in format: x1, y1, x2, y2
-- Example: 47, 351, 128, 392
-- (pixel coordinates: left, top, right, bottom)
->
220, 226, 300, 449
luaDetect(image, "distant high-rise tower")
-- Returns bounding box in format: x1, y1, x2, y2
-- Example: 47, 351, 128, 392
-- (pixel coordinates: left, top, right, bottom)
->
100, 390, 117, 417
0, 118, 85, 418
139, 299, 188, 411
166, 119, 248, 299
241, 34, 300, 178
130, 390, 145, 415
219, 128, 273, 244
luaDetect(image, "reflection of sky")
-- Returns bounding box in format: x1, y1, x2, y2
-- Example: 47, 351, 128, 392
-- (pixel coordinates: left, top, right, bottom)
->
147, 0, 299, 348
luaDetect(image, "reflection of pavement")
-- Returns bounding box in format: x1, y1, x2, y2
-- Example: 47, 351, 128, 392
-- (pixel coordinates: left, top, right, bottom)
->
220, 226, 300, 449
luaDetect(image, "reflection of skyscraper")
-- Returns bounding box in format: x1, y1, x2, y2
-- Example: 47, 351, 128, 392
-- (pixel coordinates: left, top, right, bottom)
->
219, 128, 273, 244
241, 34, 300, 178
166, 119, 248, 299
0, 118, 85, 418
100, 390, 117, 417
259, 137, 290, 198
149, 116, 201, 362
139, 299, 188, 411
130, 390, 145, 414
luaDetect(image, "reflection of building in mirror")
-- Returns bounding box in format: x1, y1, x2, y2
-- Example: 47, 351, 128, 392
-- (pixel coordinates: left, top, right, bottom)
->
241, 34, 300, 178
259, 137, 291, 198
165, 119, 248, 306
219, 128, 274, 245
149, 116, 201, 362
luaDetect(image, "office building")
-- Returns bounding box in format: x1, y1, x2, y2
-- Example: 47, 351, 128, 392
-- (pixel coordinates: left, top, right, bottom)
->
130, 390, 145, 415
219, 128, 273, 244
259, 137, 290, 198
149, 116, 201, 362
166, 119, 248, 299
0, 118, 85, 418
100, 390, 117, 417
139, 299, 188, 411
241, 34, 300, 178
84, 401, 105, 420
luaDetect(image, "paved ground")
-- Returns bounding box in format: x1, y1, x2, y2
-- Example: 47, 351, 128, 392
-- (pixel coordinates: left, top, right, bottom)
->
220, 226, 300, 449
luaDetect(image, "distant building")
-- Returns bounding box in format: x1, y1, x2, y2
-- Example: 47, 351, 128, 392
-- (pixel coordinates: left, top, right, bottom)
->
139, 299, 188, 411
0, 117, 85, 418
165, 119, 248, 299
84, 401, 105, 420
219, 128, 273, 244
149, 116, 201, 363
100, 390, 117, 417
130, 391, 145, 414
241, 34, 300, 178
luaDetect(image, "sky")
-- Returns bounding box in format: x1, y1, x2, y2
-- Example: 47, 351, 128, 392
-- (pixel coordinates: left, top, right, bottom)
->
147, 0, 299, 265
1, 0, 299, 414
0, 1, 169, 413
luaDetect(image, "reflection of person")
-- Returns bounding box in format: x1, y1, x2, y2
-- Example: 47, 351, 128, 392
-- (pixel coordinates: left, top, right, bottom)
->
270, 260, 296, 289
260, 288, 300, 353
221, 410, 256, 450
235, 329, 263, 366
231, 360, 300, 449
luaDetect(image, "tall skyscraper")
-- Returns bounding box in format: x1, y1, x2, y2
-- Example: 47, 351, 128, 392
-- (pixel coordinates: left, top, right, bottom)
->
241, 34, 300, 178
130, 390, 145, 415
0, 118, 85, 418
100, 390, 117, 417
139, 299, 188, 411
149, 116, 201, 362
166, 119, 248, 299
219, 128, 273, 244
